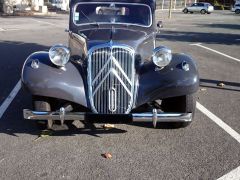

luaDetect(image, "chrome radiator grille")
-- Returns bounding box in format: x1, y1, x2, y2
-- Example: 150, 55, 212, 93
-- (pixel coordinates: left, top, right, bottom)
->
88, 44, 135, 114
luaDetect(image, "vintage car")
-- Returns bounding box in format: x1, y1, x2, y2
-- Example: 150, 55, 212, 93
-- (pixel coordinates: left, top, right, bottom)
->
22, 0, 199, 129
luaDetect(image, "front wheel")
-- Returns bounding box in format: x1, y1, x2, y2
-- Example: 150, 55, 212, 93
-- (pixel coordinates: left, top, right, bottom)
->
235, 9, 240, 14
183, 8, 188, 13
32, 96, 53, 129
200, 9, 206, 14
161, 94, 196, 128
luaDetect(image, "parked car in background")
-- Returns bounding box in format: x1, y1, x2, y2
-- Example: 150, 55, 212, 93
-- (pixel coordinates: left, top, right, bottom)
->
232, 4, 240, 14
183, 3, 214, 14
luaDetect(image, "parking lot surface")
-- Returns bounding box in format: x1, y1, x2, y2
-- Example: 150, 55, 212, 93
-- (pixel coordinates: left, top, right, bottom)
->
0, 11, 240, 179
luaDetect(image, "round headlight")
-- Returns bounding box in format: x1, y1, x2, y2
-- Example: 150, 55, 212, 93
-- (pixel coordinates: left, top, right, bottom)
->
152, 47, 172, 67
49, 45, 70, 67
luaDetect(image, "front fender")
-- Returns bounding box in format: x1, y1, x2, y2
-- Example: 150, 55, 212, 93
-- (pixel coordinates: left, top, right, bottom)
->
136, 53, 199, 106
21, 52, 88, 108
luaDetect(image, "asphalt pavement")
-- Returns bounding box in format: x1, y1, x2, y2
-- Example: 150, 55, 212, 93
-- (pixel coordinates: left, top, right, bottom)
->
0, 11, 240, 180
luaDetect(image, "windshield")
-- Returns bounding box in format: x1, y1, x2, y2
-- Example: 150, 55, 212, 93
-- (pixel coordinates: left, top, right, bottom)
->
73, 3, 152, 27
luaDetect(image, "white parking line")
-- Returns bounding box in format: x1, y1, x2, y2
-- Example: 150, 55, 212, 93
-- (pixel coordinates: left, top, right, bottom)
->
31, 19, 63, 28
217, 166, 240, 180
0, 28, 20, 32
190, 43, 240, 63
0, 80, 21, 120
197, 102, 240, 180
162, 27, 177, 30
197, 102, 240, 144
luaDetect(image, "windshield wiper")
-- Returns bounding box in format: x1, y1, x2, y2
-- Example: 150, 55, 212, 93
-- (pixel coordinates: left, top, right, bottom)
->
80, 10, 100, 28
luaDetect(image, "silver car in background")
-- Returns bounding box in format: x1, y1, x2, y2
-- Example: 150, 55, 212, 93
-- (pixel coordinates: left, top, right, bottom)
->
231, 4, 240, 14
183, 3, 214, 14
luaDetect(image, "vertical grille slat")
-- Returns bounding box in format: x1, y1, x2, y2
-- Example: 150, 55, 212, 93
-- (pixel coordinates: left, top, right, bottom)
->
89, 45, 135, 114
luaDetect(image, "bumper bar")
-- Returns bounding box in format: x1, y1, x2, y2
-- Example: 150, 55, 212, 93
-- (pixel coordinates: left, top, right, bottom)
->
23, 109, 192, 128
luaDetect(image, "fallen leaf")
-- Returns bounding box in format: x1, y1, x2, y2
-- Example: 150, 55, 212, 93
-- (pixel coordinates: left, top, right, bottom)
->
34, 130, 53, 141
200, 88, 207, 91
102, 153, 112, 159
102, 124, 115, 129
40, 130, 53, 137
218, 83, 225, 87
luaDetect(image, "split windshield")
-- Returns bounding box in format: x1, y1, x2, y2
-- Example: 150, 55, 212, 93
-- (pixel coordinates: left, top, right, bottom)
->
73, 3, 152, 27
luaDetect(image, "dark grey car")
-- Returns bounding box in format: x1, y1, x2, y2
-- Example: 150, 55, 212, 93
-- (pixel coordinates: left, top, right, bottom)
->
22, 0, 199, 130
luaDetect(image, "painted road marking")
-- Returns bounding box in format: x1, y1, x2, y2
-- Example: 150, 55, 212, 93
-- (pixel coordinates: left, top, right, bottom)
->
197, 102, 240, 143
162, 28, 177, 30
0, 28, 20, 32
0, 80, 21, 120
31, 19, 63, 28
190, 43, 240, 63
217, 166, 240, 180
197, 102, 240, 179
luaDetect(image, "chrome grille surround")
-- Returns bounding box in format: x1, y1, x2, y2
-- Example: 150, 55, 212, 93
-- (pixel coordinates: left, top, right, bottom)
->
88, 42, 136, 114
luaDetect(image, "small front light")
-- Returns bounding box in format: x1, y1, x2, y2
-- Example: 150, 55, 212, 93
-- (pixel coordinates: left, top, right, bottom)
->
49, 45, 70, 67
152, 47, 172, 67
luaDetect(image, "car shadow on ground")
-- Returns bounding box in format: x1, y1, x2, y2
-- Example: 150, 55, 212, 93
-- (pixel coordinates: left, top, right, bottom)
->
199, 23, 240, 31
0, 88, 129, 137
0, 41, 51, 105
200, 78, 240, 92
157, 31, 240, 45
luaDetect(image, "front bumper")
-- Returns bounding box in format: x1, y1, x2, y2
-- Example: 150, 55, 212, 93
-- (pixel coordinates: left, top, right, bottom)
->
23, 109, 192, 128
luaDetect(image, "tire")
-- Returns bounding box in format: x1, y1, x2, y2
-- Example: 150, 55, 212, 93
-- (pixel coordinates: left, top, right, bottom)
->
183, 8, 188, 13
98, 9, 103, 15
32, 96, 53, 129
207, 12, 211, 14
235, 9, 240, 14
200, 9, 206, 14
161, 94, 196, 128
116, 10, 121, 15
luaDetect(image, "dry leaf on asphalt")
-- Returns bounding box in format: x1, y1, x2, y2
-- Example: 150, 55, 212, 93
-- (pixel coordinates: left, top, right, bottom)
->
34, 130, 53, 141
102, 153, 113, 159
200, 88, 207, 91
217, 83, 225, 87
102, 124, 115, 129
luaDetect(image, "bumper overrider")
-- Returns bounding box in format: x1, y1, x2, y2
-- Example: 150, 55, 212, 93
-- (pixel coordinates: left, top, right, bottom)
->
23, 108, 192, 128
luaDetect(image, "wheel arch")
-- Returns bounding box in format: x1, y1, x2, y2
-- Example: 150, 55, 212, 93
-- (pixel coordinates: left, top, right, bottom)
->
21, 51, 88, 108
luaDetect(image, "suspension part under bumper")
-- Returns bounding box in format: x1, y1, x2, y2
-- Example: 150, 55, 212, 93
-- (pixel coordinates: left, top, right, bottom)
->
23, 109, 192, 128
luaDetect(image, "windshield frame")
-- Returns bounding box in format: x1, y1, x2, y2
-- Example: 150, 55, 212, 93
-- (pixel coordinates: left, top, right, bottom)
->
72, 2, 153, 28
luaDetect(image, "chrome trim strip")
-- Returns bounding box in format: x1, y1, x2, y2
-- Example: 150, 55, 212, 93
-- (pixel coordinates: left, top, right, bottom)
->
72, 2, 153, 28
111, 68, 132, 96
92, 68, 132, 97
108, 87, 117, 112
92, 54, 132, 86
23, 109, 192, 123
87, 42, 136, 114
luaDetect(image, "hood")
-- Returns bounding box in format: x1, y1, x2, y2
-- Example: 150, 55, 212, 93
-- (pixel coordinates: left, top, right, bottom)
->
78, 27, 154, 51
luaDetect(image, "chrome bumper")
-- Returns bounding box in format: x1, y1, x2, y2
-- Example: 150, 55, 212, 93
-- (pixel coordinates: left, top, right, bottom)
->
23, 109, 192, 128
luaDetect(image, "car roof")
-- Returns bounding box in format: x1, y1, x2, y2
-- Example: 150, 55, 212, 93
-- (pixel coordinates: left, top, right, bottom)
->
70, 0, 156, 10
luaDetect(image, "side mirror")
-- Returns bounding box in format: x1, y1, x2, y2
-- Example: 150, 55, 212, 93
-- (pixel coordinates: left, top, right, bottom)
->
157, 21, 163, 28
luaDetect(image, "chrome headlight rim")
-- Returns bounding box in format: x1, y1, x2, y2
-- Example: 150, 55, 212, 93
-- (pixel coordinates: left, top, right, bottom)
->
49, 44, 70, 67
152, 47, 172, 68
